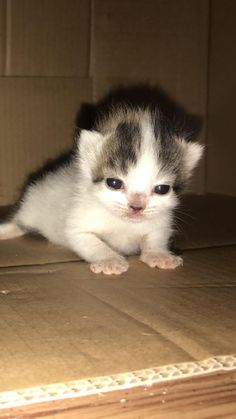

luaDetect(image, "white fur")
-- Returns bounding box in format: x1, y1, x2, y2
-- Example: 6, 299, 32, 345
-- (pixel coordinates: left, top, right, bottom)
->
0, 222, 24, 239
176, 138, 204, 178
79, 130, 104, 179
0, 116, 202, 275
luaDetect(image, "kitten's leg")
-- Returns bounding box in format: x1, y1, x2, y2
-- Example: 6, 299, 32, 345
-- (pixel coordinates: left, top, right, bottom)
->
0, 222, 25, 239
140, 231, 183, 270
66, 232, 129, 275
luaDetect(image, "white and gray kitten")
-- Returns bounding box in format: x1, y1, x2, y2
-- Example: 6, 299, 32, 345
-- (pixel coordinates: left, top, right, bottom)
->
0, 107, 203, 275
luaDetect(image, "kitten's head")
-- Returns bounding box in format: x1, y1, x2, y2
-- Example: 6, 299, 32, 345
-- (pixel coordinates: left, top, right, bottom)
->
77, 107, 203, 221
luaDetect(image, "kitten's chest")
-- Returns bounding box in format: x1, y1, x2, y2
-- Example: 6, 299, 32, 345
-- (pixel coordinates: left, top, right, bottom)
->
97, 216, 152, 255
101, 224, 141, 255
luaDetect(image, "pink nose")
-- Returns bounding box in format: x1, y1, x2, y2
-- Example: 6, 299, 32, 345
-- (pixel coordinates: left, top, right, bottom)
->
128, 193, 146, 212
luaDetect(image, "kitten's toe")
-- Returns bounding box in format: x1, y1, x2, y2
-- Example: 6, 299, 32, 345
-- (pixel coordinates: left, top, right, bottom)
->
90, 258, 129, 275
140, 253, 183, 270
0, 222, 25, 239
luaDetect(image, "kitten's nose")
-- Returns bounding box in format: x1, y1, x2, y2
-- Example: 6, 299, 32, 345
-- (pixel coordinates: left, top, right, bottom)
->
128, 193, 147, 213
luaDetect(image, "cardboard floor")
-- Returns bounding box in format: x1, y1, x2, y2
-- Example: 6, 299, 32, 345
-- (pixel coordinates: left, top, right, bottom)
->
0, 194, 235, 394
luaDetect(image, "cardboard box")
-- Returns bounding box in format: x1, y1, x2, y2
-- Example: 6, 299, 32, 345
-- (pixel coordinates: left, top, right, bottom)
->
0, 0, 235, 416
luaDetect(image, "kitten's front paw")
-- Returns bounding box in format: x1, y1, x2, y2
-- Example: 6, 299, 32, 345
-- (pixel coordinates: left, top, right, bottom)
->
90, 258, 129, 275
140, 253, 183, 270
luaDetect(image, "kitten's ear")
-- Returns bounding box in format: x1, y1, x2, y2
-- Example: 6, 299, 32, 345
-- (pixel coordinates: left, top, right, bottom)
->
77, 129, 105, 177
78, 129, 104, 157
176, 138, 204, 179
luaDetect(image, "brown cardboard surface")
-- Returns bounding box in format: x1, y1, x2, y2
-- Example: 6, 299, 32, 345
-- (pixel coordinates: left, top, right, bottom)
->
0, 235, 77, 268
92, 0, 208, 192
0, 245, 235, 391
0, 0, 5, 75
1, 194, 236, 268
0, 77, 92, 205
92, 0, 208, 84
206, 0, 236, 196
176, 193, 236, 249
92, 0, 209, 114
5, 0, 90, 76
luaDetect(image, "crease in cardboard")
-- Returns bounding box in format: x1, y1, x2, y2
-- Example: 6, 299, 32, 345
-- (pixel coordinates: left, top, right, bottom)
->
88, 0, 94, 79
0, 259, 80, 272
5, 0, 91, 77
77, 279, 214, 361
0, 266, 61, 276
4, 0, 11, 76
0, 77, 92, 204
77, 284, 192, 359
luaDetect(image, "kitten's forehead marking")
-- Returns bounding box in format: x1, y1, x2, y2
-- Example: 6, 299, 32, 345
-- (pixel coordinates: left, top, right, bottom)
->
151, 111, 182, 171
112, 121, 141, 170
92, 118, 142, 180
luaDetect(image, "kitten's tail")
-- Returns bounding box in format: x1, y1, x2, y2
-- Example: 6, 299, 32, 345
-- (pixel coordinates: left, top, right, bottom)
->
0, 222, 25, 240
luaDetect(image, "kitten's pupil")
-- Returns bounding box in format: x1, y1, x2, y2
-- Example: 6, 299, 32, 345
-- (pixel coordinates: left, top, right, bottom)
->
106, 178, 123, 190
154, 185, 170, 195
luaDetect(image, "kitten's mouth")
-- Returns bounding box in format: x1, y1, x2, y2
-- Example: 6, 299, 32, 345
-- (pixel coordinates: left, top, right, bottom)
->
127, 209, 144, 218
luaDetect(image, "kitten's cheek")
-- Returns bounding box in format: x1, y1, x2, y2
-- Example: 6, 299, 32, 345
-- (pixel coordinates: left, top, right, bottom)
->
140, 253, 183, 270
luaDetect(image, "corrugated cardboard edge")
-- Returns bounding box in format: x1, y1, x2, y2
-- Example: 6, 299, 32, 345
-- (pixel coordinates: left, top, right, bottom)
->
1, 355, 235, 410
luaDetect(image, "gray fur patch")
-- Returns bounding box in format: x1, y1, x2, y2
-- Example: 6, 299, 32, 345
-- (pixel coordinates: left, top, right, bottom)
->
92, 114, 142, 180
151, 110, 186, 190
113, 121, 141, 170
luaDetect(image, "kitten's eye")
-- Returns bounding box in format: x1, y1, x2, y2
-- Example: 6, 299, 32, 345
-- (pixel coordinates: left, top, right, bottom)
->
154, 184, 170, 195
106, 178, 123, 190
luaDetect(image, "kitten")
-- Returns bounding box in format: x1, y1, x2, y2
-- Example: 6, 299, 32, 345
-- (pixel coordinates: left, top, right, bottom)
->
0, 106, 203, 275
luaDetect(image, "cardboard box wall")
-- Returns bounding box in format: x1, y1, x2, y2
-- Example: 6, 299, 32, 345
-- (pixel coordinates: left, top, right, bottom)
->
0, 0, 235, 205
207, 0, 236, 196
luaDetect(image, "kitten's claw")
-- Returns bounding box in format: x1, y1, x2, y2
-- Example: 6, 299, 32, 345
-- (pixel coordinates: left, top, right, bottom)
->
140, 253, 183, 270
90, 258, 129, 275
